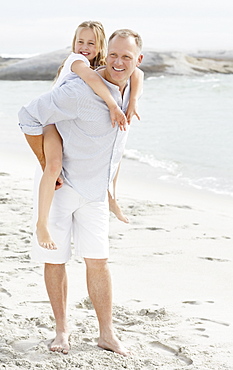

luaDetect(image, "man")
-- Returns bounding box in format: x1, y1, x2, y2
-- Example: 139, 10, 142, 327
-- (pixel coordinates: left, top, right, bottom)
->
18, 29, 143, 356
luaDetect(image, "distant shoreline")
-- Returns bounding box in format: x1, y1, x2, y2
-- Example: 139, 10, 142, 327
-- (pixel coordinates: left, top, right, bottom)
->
0, 48, 233, 80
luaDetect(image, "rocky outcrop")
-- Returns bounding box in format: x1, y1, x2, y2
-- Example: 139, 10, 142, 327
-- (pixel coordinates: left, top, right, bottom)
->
0, 48, 70, 80
0, 48, 233, 80
141, 50, 233, 75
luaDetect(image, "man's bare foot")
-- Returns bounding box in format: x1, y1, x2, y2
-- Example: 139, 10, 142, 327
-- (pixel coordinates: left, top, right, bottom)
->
98, 334, 130, 356
49, 332, 70, 354
36, 225, 57, 250
109, 198, 129, 223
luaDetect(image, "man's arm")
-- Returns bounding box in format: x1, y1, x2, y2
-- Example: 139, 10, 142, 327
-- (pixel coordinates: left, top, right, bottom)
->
24, 134, 45, 170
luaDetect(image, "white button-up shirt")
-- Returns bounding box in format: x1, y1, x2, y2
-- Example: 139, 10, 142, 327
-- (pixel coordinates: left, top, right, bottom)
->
18, 74, 130, 201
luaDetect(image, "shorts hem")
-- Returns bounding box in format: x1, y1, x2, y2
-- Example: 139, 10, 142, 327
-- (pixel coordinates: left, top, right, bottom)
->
30, 254, 71, 264
75, 252, 109, 260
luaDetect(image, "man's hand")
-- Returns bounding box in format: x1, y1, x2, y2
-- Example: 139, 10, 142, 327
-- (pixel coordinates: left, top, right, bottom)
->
55, 176, 64, 190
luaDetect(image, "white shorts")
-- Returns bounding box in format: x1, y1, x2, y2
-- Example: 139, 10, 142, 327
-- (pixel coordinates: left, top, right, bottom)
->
31, 168, 109, 263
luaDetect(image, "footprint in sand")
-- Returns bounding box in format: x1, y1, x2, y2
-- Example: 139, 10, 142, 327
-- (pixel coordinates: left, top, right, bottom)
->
149, 340, 193, 365
0, 197, 10, 204
199, 256, 230, 262
11, 338, 39, 352
138, 308, 166, 319
146, 227, 166, 231
0, 287, 12, 297
182, 300, 202, 305
182, 300, 215, 305
195, 328, 206, 332
198, 317, 230, 327
168, 204, 192, 210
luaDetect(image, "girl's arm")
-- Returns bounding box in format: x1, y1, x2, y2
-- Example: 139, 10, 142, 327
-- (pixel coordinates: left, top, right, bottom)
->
72, 60, 127, 130
126, 67, 144, 124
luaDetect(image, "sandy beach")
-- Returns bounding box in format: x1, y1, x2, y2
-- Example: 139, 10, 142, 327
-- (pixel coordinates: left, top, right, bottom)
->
0, 156, 233, 369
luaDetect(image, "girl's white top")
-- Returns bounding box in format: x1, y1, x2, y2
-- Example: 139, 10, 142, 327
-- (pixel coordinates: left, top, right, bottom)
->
54, 52, 90, 88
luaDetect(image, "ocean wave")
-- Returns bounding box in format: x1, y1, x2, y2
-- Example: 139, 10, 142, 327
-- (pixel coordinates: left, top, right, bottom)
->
0, 53, 38, 59
146, 75, 165, 81
187, 177, 233, 197
160, 174, 233, 197
190, 76, 220, 83
123, 149, 179, 175
123, 149, 233, 197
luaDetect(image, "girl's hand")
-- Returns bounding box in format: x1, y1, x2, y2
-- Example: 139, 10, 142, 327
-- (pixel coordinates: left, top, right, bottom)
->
109, 105, 128, 131
126, 100, 140, 124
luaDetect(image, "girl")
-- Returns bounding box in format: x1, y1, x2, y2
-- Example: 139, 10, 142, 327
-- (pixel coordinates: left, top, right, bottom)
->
37, 20, 144, 249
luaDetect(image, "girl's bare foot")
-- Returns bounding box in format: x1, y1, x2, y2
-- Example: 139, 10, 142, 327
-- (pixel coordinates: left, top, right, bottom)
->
36, 224, 57, 250
49, 331, 70, 354
109, 198, 129, 223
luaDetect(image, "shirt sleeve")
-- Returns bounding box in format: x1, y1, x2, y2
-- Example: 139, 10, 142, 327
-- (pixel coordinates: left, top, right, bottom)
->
69, 52, 90, 67
54, 53, 90, 88
18, 82, 80, 135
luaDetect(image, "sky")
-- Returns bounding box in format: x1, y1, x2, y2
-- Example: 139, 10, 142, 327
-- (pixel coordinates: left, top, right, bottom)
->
0, 0, 233, 56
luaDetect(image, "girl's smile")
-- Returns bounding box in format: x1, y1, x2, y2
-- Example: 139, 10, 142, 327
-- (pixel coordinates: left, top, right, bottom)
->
74, 28, 98, 62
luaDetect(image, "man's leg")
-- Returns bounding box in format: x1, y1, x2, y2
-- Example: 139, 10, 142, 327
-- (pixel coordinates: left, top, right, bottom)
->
84, 258, 128, 356
44, 263, 70, 354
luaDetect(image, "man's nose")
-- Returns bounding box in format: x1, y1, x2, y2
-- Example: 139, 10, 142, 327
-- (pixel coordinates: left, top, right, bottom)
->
114, 57, 122, 66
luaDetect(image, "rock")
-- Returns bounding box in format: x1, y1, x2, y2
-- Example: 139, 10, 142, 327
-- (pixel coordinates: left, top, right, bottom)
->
0, 48, 70, 80
0, 48, 233, 80
140, 51, 167, 73
0, 57, 23, 68
141, 50, 233, 75
185, 55, 233, 74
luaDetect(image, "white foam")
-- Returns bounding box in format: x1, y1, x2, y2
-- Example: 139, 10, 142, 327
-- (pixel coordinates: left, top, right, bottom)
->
0, 53, 38, 59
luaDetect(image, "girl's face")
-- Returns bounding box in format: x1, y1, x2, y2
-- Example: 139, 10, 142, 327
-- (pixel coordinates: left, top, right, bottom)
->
74, 28, 98, 62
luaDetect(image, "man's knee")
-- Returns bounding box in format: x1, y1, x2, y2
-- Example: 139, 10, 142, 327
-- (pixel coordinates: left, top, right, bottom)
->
45, 263, 66, 272
84, 258, 108, 271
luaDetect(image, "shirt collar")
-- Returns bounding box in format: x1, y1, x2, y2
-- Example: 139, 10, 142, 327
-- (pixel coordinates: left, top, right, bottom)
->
96, 70, 129, 93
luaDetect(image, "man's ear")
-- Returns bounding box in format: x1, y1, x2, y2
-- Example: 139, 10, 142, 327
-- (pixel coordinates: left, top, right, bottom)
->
136, 54, 143, 67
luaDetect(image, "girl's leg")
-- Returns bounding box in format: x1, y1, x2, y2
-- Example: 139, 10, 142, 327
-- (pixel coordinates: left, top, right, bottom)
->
37, 125, 63, 249
108, 163, 129, 223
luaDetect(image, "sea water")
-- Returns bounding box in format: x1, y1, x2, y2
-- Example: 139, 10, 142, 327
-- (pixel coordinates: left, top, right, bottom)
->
0, 74, 232, 196
127, 74, 233, 197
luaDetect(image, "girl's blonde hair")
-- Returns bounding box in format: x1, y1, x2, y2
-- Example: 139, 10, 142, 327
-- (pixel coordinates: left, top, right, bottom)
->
55, 20, 106, 81
72, 21, 107, 68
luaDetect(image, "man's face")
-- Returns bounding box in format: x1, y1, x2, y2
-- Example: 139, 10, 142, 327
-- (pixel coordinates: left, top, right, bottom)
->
105, 35, 143, 87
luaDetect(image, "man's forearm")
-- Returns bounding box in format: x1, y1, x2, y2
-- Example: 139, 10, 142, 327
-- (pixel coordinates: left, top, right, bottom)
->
25, 134, 46, 170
